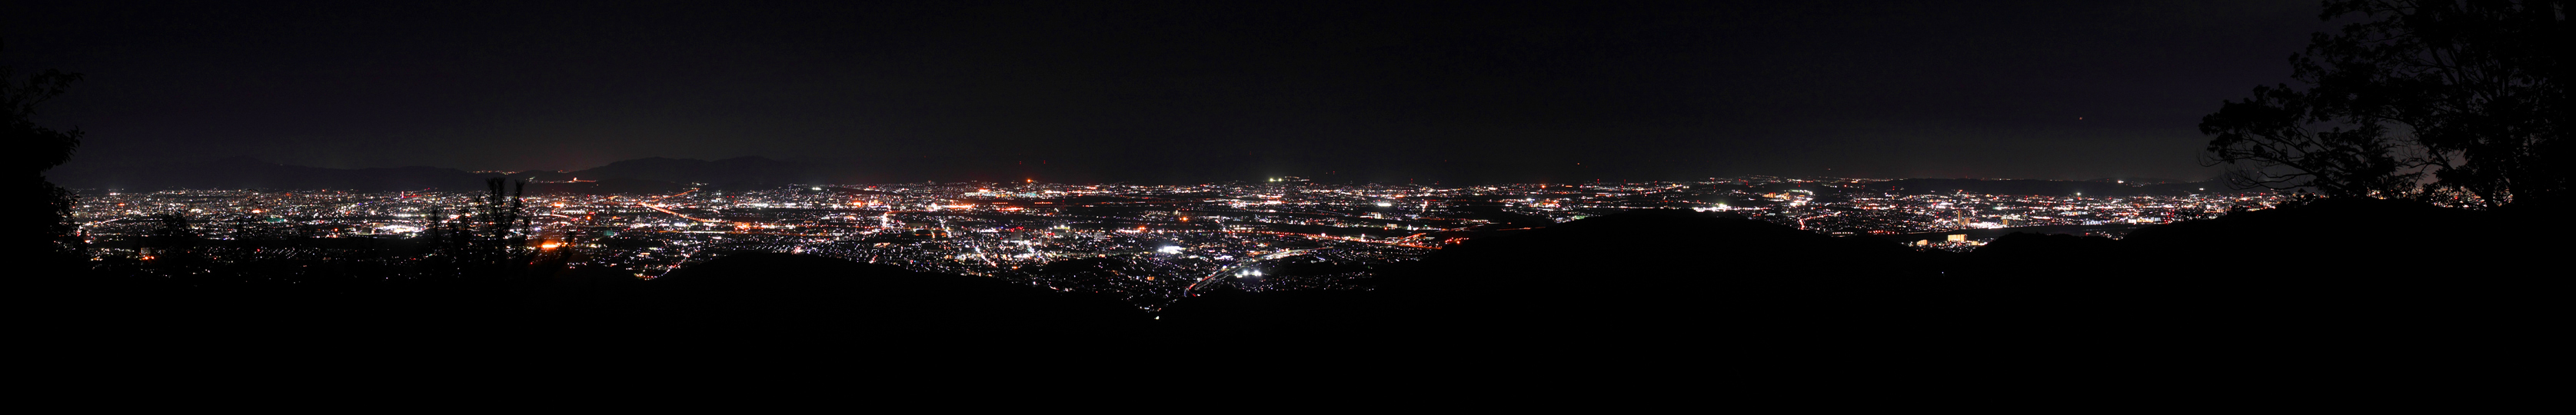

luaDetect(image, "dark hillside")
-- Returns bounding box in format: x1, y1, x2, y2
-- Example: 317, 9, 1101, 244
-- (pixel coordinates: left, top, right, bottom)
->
1167, 210, 1943, 337
1961, 198, 2554, 341
1173, 199, 2559, 356
640, 253, 1145, 336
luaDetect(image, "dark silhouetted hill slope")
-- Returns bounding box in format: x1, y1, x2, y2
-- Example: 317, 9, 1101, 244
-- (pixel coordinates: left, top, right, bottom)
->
1173, 200, 2558, 352
1961, 198, 2554, 340
1166, 210, 1944, 337
640, 253, 1143, 336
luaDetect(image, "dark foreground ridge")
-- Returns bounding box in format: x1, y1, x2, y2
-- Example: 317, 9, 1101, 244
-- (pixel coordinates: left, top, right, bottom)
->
1172, 199, 2558, 338
40, 199, 2561, 363
641, 252, 1146, 334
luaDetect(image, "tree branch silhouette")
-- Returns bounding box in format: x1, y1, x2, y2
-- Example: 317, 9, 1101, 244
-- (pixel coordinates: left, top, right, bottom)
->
2201, 0, 2566, 207
2, 37, 91, 267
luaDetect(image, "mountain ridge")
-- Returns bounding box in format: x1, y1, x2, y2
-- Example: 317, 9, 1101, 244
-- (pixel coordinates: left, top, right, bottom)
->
52, 156, 817, 192
50, 156, 2247, 194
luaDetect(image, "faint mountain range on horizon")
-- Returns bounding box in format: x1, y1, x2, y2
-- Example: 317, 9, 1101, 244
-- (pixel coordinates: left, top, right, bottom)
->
1862, 178, 2235, 197
510, 156, 812, 187
50, 155, 2241, 194
52, 156, 493, 192
51, 154, 1033, 192
49, 156, 814, 194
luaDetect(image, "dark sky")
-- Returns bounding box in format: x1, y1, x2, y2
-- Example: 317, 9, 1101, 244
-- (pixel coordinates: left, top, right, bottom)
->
7, 1, 2335, 183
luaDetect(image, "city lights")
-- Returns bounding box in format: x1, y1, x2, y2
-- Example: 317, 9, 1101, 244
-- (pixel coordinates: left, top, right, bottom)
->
67, 176, 2274, 309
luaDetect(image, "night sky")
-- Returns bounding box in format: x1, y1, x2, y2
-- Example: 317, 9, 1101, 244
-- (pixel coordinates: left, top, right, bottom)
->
7, 1, 2334, 184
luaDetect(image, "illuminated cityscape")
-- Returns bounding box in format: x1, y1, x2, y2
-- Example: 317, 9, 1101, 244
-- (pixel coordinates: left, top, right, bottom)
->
70, 176, 2279, 309
15, 1, 2557, 374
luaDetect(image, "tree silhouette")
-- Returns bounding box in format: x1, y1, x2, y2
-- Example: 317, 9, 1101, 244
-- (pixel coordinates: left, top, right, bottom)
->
3, 38, 88, 267
425, 178, 534, 282
2201, 0, 2566, 207
142, 211, 206, 276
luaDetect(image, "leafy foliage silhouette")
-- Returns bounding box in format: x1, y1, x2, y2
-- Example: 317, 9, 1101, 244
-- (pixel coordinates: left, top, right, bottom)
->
3, 38, 88, 269
424, 178, 536, 283
2202, 0, 2566, 206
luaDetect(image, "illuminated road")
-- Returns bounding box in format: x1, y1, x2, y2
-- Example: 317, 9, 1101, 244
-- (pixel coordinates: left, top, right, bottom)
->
636, 188, 891, 234
1182, 248, 1310, 296
1219, 230, 1443, 249
632, 188, 1449, 285
641, 188, 721, 223
641, 188, 1444, 248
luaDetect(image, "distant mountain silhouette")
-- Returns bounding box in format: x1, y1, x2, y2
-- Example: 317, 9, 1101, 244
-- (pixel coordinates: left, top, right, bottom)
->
54, 155, 2258, 196
51, 157, 490, 191
518, 177, 686, 195
516, 156, 813, 190
50, 156, 817, 192
1866, 178, 2231, 196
